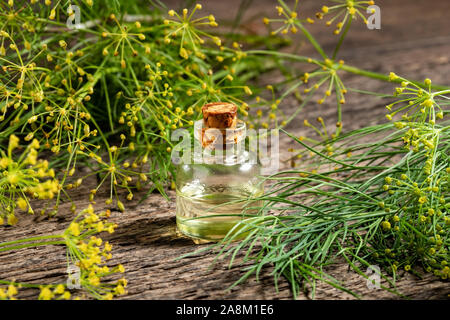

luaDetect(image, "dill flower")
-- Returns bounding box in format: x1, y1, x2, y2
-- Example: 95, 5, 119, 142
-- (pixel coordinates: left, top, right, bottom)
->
316, 1, 376, 34
100, 14, 152, 68
38, 284, 71, 300
263, 0, 305, 36
381, 220, 391, 231
300, 58, 348, 110
386, 75, 445, 125
0, 284, 18, 300
163, 5, 221, 59
79, 136, 142, 211
0, 135, 59, 223
248, 85, 286, 129
61, 205, 126, 300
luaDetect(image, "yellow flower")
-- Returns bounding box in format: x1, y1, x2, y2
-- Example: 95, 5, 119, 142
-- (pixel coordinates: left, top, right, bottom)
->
115, 285, 126, 295
107, 224, 116, 233
68, 222, 80, 236
104, 293, 113, 300
118, 278, 128, 287
9, 135, 19, 150
39, 287, 54, 300
89, 276, 100, 286
96, 221, 104, 232
389, 72, 399, 81
276, 6, 283, 15
7, 285, 18, 297
7, 214, 18, 226
381, 221, 391, 231
117, 200, 125, 212
6, 171, 19, 185
0, 157, 10, 168
104, 242, 112, 252
54, 284, 65, 295
179, 47, 188, 59
16, 198, 28, 211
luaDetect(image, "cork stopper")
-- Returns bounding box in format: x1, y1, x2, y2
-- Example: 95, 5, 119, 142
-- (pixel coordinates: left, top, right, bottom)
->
199, 102, 241, 148
202, 102, 237, 129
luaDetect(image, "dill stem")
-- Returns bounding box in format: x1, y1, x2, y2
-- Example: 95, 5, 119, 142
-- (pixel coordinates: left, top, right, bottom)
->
0, 240, 66, 253
0, 234, 65, 248
245, 50, 450, 91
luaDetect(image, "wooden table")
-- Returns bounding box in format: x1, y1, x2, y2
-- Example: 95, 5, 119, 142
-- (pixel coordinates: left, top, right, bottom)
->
1, 0, 449, 299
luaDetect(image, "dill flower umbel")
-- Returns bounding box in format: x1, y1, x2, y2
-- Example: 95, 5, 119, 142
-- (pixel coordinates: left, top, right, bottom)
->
0, 204, 126, 300
249, 85, 286, 130
62, 205, 127, 300
0, 135, 59, 224
301, 58, 348, 107
385, 75, 446, 125
369, 75, 450, 279
100, 13, 152, 68
0, 284, 18, 300
263, 0, 304, 36
38, 284, 71, 300
79, 136, 142, 212
163, 5, 221, 59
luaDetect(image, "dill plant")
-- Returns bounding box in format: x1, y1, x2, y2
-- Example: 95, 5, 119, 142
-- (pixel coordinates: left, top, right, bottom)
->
0, 204, 127, 300
213, 87, 449, 298
192, 0, 449, 298
0, 0, 259, 300
0, 0, 257, 218
0, 0, 448, 300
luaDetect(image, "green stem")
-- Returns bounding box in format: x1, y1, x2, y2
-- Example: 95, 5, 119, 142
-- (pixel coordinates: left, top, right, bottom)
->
332, 17, 352, 60
297, 23, 328, 60
245, 50, 314, 63
245, 50, 450, 91
0, 241, 66, 252
0, 279, 46, 289
340, 64, 450, 91
101, 76, 115, 132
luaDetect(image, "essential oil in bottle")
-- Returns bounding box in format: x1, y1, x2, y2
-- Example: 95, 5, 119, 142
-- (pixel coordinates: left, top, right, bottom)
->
175, 102, 263, 242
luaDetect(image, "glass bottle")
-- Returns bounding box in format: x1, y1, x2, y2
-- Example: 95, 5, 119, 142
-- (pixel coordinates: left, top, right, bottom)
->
175, 117, 263, 242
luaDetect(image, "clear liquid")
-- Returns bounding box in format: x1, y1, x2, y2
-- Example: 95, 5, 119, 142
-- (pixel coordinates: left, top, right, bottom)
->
176, 178, 263, 241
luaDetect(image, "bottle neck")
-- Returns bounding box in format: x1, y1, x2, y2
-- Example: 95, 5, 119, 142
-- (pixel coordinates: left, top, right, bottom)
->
193, 119, 248, 165
193, 138, 247, 165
